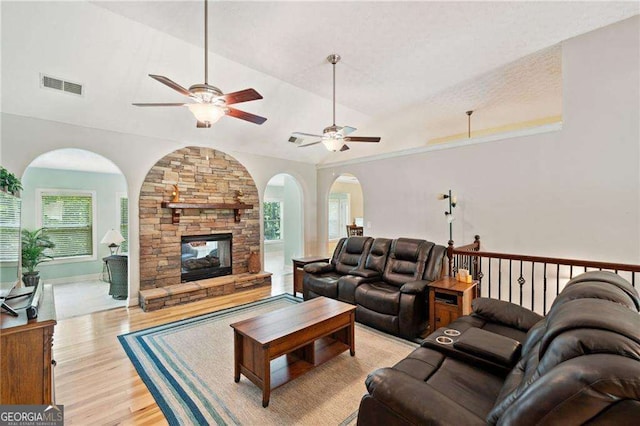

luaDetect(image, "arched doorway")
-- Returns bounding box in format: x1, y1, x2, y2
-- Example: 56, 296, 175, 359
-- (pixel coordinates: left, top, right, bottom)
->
327, 174, 364, 254
21, 148, 128, 319
263, 174, 304, 281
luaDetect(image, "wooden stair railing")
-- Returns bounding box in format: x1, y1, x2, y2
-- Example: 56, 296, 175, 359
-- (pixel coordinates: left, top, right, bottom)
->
448, 235, 640, 314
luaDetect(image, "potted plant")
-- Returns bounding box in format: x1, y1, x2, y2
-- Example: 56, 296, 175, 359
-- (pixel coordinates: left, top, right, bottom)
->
0, 166, 23, 196
21, 228, 55, 286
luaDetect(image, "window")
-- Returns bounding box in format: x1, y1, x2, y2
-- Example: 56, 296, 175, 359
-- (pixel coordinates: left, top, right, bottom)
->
263, 201, 282, 241
328, 193, 350, 240
118, 194, 128, 253
37, 190, 96, 259
0, 191, 21, 263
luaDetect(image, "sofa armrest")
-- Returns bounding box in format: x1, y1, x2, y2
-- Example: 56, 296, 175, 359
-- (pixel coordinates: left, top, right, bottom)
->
349, 268, 381, 279
453, 328, 522, 367
400, 280, 429, 295
364, 368, 486, 425
472, 297, 544, 331
303, 262, 334, 274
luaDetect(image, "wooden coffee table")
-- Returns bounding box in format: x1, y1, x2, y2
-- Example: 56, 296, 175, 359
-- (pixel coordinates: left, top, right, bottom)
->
230, 297, 356, 407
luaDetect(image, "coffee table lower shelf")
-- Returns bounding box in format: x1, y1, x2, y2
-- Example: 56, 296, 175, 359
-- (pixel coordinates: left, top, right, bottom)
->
242, 335, 350, 394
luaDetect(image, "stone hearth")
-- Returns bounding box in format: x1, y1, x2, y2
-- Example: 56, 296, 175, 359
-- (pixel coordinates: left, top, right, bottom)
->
138, 146, 269, 310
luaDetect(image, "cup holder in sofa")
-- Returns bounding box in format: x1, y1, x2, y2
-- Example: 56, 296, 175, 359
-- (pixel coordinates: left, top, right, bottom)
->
435, 335, 454, 345
443, 329, 461, 337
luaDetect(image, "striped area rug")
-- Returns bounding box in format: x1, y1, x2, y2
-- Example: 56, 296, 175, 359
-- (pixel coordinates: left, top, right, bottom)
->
119, 294, 417, 425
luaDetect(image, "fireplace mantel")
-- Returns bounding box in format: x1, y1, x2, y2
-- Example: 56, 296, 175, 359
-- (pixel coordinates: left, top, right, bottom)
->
161, 202, 254, 224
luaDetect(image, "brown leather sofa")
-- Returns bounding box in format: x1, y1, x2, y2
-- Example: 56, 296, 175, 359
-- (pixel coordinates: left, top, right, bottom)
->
303, 237, 447, 339
357, 271, 640, 425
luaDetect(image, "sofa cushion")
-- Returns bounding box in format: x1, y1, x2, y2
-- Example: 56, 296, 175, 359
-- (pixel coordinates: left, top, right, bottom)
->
563, 270, 640, 310
472, 298, 543, 332
335, 236, 372, 275
392, 347, 445, 381
356, 282, 400, 315
363, 238, 392, 273
382, 238, 430, 286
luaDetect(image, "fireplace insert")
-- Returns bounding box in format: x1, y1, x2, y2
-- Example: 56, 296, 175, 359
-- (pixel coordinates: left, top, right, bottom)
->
181, 233, 232, 282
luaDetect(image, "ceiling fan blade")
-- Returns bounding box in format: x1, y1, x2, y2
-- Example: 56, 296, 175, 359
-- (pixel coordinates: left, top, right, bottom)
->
226, 107, 267, 125
292, 132, 324, 139
340, 144, 350, 152
344, 136, 381, 143
149, 74, 193, 97
297, 140, 322, 148
132, 103, 186, 107
221, 88, 263, 105
342, 126, 357, 135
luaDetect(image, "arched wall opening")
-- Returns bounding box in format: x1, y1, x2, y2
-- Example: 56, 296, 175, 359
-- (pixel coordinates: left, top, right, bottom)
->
20, 148, 129, 318
327, 173, 364, 254
263, 173, 304, 280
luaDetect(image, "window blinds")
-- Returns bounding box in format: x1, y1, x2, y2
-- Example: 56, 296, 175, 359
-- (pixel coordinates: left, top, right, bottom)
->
0, 191, 21, 262
120, 197, 128, 253
41, 194, 93, 257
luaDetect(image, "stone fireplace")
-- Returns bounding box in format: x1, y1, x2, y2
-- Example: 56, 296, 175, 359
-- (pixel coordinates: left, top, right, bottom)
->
138, 147, 270, 311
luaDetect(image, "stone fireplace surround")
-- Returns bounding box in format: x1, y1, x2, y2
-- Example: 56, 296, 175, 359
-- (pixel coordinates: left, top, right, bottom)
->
138, 147, 271, 311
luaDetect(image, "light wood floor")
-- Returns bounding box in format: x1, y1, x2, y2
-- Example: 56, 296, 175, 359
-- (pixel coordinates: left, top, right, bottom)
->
54, 275, 292, 425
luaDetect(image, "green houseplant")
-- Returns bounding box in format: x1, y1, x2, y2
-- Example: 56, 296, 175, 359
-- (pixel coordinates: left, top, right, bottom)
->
21, 228, 55, 286
0, 166, 23, 196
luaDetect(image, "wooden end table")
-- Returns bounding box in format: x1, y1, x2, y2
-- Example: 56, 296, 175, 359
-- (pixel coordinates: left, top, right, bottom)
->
428, 277, 478, 330
230, 297, 355, 407
291, 256, 329, 296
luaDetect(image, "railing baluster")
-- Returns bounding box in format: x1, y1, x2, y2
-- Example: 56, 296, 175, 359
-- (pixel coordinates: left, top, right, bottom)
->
531, 262, 535, 312
633, 273, 636, 288
584, 266, 587, 273
498, 259, 502, 300
519, 261, 524, 307
489, 258, 491, 297
509, 260, 513, 303
556, 264, 560, 296
543, 263, 548, 315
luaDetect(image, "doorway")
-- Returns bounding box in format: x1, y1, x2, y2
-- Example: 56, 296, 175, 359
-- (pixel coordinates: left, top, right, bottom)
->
21, 148, 128, 319
263, 174, 304, 283
328, 174, 364, 254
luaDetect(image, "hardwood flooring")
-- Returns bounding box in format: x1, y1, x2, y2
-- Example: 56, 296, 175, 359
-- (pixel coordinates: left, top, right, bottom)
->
54, 275, 292, 425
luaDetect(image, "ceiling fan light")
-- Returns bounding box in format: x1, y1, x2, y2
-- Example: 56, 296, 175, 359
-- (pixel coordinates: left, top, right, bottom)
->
187, 103, 225, 125
322, 137, 343, 152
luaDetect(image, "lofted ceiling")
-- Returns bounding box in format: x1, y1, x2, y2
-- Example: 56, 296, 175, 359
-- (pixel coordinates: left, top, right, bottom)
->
2, 1, 638, 165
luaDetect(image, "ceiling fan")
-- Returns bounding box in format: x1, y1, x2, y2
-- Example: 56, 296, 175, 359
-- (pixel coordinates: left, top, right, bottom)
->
288, 54, 380, 152
132, 0, 266, 128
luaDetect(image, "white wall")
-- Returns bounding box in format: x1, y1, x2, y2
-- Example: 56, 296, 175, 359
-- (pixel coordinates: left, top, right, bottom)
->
317, 16, 640, 266
0, 114, 317, 305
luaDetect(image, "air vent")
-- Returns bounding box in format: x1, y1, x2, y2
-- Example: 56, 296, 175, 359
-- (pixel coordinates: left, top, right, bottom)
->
40, 74, 83, 96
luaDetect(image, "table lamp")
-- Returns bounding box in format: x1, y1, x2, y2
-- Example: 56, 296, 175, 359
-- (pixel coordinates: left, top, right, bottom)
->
101, 229, 125, 255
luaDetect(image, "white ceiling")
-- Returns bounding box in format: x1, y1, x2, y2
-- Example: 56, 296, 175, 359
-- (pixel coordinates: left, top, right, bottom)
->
2, 1, 638, 166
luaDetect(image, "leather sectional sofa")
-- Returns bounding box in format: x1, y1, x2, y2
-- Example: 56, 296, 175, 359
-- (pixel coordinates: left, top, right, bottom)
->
356, 271, 640, 424
303, 236, 447, 339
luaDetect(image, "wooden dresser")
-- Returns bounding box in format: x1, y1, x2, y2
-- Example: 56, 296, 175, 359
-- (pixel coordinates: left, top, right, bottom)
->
1, 284, 57, 404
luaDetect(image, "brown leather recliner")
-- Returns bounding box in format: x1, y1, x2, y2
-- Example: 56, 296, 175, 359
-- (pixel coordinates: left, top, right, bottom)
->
356, 271, 640, 425
302, 236, 372, 300
354, 238, 446, 339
